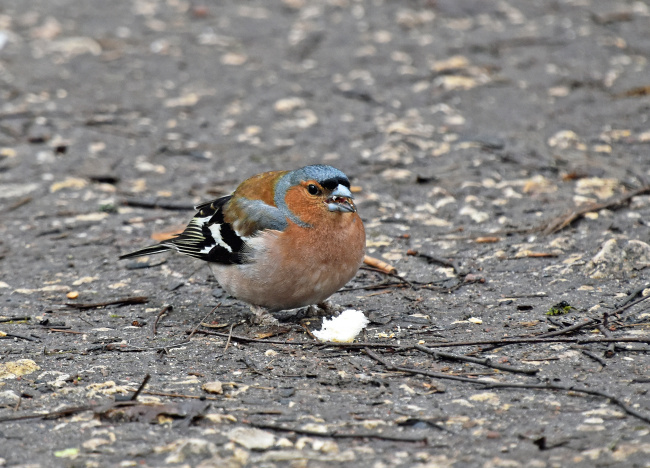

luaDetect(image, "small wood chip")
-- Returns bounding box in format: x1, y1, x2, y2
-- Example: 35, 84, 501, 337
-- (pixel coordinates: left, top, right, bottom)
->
475, 236, 501, 243
364, 255, 397, 275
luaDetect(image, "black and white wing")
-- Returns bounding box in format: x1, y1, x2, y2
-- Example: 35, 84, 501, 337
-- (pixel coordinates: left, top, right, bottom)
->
119, 196, 248, 265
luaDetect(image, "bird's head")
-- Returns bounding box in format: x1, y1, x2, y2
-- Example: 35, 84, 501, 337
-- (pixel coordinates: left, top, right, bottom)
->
276, 165, 357, 227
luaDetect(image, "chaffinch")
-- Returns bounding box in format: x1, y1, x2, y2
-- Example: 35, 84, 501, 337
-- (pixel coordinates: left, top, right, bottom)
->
120, 165, 366, 323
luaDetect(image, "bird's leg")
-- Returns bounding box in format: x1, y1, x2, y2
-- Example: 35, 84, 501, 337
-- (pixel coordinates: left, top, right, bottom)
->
247, 305, 280, 326
305, 300, 343, 317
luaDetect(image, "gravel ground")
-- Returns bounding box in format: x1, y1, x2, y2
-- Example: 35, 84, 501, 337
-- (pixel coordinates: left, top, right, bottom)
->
1, 1, 650, 467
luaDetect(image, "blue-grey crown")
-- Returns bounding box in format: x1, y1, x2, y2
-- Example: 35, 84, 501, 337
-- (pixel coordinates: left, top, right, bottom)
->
288, 165, 349, 188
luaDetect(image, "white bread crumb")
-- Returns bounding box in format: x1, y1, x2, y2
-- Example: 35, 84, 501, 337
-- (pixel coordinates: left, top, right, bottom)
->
313, 309, 369, 343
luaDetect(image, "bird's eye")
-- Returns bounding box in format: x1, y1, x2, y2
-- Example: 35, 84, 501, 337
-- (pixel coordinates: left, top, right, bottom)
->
307, 184, 320, 195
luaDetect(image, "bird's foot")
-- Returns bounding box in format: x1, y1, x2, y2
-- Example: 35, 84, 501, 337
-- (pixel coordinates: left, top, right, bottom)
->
247, 305, 279, 326
305, 300, 343, 318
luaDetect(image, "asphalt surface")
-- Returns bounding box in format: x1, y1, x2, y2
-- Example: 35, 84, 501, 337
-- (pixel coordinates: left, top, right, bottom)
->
1, 1, 650, 467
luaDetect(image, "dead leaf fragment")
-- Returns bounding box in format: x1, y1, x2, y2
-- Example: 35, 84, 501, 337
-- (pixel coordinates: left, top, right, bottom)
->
46, 37, 102, 57
82, 438, 111, 451
228, 427, 275, 450
99, 401, 210, 424
154, 438, 218, 464
50, 177, 88, 193
0, 359, 41, 379
431, 55, 469, 72
274, 97, 305, 113
204, 413, 237, 424
72, 276, 98, 286
470, 392, 500, 405
202, 381, 223, 395
164, 93, 199, 108
435, 75, 478, 90
522, 175, 557, 195
575, 177, 619, 200
221, 52, 247, 65
380, 168, 413, 181
86, 381, 131, 397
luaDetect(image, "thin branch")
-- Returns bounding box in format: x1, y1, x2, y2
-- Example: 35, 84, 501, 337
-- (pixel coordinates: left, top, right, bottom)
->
581, 349, 607, 367
479, 381, 650, 424
0, 332, 37, 341
413, 344, 539, 375
224, 324, 235, 351
0, 317, 31, 323
364, 348, 481, 384
535, 318, 597, 338
616, 284, 650, 308
541, 185, 650, 235
300, 321, 318, 341
322, 336, 650, 351
87, 341, 190, 353
409, 252, 467, 276
121, 197, 196, 211
419, 336, 650, 348
64, 296, 149, 310
249, 422, 428, 443
365, 349, 650, 425
611, 293, 650, 316
188, 303, 221, 340
130, 374, 151, 401
598, 324, 616, 358
48, 329, 84, 334
185, 329, 650, 352
140, 390, 221, 401
189, 329, 306, 345
0, 405, 94, 423
152, 305, 173, 336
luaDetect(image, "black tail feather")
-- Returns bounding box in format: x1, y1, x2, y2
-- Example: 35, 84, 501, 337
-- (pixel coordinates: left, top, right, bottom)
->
119, 243, 173, 260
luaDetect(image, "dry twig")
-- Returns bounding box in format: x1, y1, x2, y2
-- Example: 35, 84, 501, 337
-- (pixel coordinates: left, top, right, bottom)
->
224, 324, 235, 351
64, 296, 149, 310
581, 349, 607, 367
130, 374, 151, 401
611, 293, 650, 316
364, 349, 650, 424
535, 318, 597, 338
250, 422, 428, 443
152, 305, 173, 336
414, 344, 539, 375
188, 303, 221, 340
121, 197, 196, 211
541, 185, 650, 235
0, 332, 37, 341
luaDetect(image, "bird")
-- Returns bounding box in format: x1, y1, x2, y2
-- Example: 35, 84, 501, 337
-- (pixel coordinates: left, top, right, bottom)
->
120, 164, 366, 324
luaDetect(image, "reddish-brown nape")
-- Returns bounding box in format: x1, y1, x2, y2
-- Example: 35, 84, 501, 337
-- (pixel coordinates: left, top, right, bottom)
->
233, 170, 288, 205
223, 170, 288, 234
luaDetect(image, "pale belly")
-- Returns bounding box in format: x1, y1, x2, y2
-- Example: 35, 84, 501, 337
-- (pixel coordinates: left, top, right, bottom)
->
209, 224, 365, 311
211, 260, 359, 311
